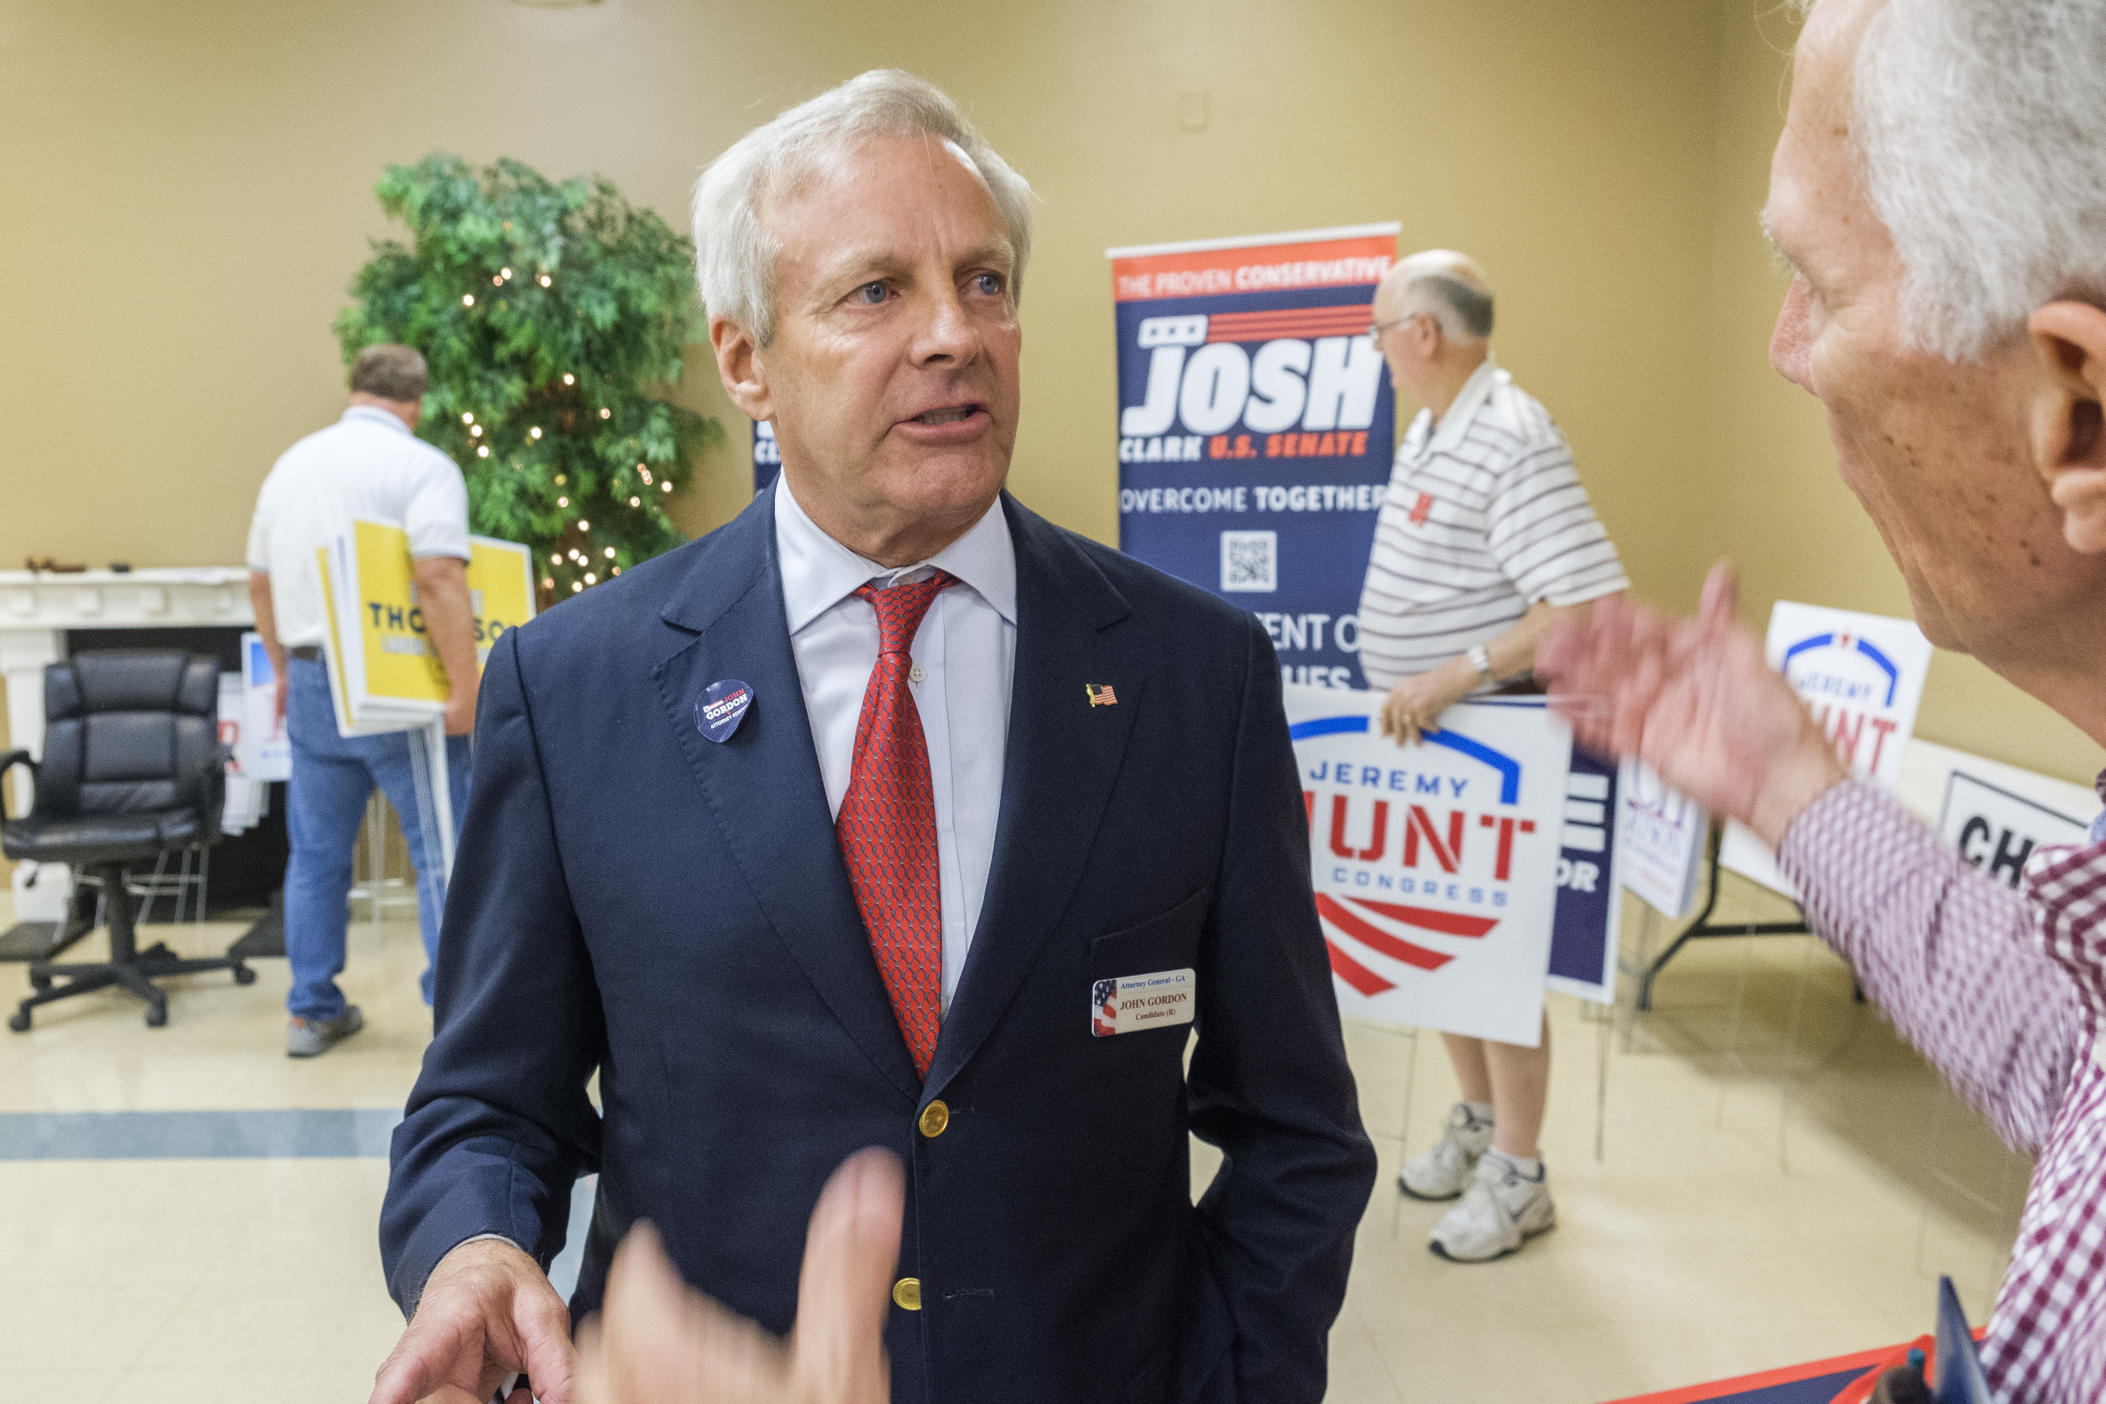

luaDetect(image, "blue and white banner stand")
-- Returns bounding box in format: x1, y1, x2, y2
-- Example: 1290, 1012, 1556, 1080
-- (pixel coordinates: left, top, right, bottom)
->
1110, 225, 1399, 688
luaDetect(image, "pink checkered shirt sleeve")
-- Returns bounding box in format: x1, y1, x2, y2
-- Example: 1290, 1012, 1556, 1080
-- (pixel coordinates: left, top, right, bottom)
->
1776, 779, 2083, 1154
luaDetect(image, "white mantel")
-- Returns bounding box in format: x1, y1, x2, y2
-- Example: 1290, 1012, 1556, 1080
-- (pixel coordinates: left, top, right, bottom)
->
1, 566, 254, 816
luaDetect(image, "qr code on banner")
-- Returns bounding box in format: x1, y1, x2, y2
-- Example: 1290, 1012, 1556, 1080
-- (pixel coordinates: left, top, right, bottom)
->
1220, 531, 1277, 593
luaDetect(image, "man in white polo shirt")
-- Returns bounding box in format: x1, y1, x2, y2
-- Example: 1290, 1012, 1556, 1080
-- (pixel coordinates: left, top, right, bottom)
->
1357, 250, 1628, 1261
246, 344, 479, 1057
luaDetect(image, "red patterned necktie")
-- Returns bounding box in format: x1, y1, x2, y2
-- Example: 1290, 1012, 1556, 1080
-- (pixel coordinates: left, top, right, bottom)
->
837, 570, 955, 1077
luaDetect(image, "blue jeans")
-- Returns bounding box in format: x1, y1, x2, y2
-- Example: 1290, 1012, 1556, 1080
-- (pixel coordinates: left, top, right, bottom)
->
283, 658, 471, 1021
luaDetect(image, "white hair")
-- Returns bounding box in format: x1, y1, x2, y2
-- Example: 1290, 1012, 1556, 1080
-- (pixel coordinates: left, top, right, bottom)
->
690, 70, 1034, 345
1386, 250, 1495, 342
1813, 0, 2106, 360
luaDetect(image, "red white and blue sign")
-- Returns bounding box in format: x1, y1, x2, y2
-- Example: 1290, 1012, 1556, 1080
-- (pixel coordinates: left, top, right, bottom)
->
1109, 225, 1400, 689
1722, 601, 1933, 896
1286, 685, 1571, 1044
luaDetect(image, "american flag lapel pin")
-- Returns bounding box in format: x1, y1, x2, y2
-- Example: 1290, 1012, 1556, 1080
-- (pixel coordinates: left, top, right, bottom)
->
1085, 683, 1118, 707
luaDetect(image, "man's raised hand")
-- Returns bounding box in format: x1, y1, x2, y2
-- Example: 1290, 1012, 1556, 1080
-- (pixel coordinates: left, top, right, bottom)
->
1537, 562, 1848, 846
578, 1149, 903, 1404
369, 1238, 578, 1404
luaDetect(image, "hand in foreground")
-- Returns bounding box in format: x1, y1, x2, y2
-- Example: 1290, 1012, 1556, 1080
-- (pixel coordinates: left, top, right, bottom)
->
579, 1149, 903, 1404
1535, 562, 1848, 846
274, 674, 290, 730
369, 1238, 578, 1404
1378, 660, 1476, 747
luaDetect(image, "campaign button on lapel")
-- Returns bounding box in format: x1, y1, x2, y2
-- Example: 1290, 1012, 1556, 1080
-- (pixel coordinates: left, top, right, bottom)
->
695, 679, 753, 743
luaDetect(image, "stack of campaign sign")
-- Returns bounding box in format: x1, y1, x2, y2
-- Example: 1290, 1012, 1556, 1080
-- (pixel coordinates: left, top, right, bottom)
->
313, 519, 535, 737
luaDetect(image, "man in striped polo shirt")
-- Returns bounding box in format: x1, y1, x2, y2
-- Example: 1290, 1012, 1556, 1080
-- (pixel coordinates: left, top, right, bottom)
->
1356, 250, 1628, 1262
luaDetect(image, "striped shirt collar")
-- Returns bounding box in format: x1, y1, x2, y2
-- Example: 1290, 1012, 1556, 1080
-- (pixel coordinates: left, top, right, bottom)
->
772, 470, 1017, 636
1402, 355, 1506, 462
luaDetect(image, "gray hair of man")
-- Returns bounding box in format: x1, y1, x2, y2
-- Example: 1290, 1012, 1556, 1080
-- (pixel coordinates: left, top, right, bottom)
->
1386, 250, 1495, 343
1793, 0, 2106, 361
691, 69, 1035, 347
348, 343, 427, 403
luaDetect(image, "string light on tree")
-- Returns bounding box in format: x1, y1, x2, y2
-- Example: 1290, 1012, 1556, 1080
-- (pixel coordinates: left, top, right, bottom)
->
337, 152, 716, 610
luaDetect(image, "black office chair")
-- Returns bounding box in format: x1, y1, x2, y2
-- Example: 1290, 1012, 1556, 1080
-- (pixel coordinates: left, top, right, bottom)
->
0, 652, 256, 1030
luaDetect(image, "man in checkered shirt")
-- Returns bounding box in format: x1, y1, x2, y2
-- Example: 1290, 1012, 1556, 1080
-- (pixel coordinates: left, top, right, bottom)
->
1541, 0, 2106, 1398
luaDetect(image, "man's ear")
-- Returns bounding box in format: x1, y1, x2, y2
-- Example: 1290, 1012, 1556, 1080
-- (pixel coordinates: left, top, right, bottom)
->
709, 315, 772, 424
2029, 300, 2106, 553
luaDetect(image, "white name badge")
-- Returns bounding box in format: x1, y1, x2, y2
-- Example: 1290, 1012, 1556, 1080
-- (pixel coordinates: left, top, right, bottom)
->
1091, 968, 1196, 1037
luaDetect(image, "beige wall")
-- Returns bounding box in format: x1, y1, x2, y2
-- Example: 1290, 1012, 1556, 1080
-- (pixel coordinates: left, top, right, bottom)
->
0, 0, 2097, 800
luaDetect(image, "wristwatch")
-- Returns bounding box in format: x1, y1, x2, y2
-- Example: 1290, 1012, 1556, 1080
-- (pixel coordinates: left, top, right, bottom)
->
1466, 643, 1496, 685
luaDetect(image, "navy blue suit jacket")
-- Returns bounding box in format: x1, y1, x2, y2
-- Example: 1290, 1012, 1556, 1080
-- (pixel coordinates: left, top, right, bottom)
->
381, 489, 1375, 1403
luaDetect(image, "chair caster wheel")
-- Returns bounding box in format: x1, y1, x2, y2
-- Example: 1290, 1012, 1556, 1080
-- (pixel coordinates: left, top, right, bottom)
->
144, 1004, 168, 1028
233, 965, 257, 986
9, 1011, 31, 1032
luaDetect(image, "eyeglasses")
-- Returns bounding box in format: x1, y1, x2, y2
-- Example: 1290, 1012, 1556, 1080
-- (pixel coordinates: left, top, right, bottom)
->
1367, 311, 1433, 344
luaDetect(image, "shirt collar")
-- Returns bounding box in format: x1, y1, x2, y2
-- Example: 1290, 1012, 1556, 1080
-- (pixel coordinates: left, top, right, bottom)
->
772, 471, 1017, 635
341, 405, 412, 435
1424, 355, 1505, 456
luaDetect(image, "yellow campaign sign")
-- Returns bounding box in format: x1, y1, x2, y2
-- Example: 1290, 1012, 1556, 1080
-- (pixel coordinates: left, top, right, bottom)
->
350, 520, 537, 705
316, 543, 359, 725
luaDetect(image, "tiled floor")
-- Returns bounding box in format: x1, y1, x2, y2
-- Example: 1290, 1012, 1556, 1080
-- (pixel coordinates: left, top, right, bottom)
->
0, 874, 2025, 1401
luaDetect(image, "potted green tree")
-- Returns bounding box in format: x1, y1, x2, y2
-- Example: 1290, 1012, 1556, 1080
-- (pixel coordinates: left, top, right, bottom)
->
337, 153, 720, 606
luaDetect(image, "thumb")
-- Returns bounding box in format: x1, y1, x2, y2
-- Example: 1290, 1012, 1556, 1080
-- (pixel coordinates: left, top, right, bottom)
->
1698, 560, 1741, 636
793, 1148, 904, 1400
513, 1283, 581, 1404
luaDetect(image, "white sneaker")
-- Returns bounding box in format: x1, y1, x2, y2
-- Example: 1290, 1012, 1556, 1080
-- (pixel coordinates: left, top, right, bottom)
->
1428, 1154, 1555, 1262
1397, 1102, 1494, 1200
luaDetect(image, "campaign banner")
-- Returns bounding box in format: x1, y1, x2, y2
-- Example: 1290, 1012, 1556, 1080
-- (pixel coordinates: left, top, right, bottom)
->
752, 419, 780, 496
1286, 685, 1571, 1045
1620, 760, 1708, 919
1938, 770, 2091, 890
1110, 225, 1400, 688
1720, 602, 1933, 897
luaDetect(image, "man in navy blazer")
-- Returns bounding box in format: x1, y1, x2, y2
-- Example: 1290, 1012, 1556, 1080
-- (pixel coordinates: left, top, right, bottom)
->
373, 69, 1374, 1404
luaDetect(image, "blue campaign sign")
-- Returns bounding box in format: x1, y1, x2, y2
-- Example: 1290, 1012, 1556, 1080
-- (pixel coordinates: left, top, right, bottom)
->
1110, 226, 1400, 689
1548, 746, 1621, 1002
752, 418, 779, 495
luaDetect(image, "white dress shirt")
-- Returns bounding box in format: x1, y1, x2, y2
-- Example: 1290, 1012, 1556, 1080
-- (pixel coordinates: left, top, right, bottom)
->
773, 473, 1017, 1008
